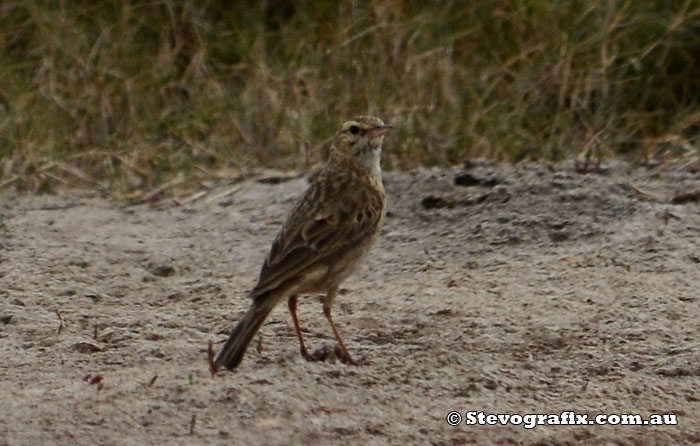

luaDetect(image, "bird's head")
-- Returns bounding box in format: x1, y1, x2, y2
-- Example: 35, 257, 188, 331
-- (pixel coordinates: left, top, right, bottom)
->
330, 116, 393, 173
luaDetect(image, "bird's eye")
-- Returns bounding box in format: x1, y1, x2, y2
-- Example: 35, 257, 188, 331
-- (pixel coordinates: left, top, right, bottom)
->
349, 125, 360, 135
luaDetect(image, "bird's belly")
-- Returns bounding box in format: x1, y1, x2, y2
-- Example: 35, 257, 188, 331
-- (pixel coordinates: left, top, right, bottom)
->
294, 239, 376, 295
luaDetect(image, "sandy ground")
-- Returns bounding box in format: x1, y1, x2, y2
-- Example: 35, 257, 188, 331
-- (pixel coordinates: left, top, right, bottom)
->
1, 161, 699, 445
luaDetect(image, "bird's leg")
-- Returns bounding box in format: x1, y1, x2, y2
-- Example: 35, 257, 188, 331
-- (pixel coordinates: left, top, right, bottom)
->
288, 295, 316, 362
323, 289, 358, 366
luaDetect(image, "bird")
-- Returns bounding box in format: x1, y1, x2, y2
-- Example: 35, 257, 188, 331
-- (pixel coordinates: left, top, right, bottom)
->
212, 116, 392, 371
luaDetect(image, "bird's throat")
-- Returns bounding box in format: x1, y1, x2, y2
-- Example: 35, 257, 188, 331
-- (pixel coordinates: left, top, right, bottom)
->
357, 148, 382, 176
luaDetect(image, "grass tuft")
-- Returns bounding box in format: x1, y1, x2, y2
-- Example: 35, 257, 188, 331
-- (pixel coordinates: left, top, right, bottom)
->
1, 1, 699, 194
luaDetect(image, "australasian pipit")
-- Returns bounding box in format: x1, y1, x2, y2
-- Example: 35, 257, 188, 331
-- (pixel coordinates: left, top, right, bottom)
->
213, 116, 392, 371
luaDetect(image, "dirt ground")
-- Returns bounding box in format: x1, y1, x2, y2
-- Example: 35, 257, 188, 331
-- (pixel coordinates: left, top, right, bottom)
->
1, 161, 699, 445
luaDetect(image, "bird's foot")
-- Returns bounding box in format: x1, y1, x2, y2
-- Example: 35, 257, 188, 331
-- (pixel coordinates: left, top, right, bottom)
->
301, 344, 331, 362
302, 345, 363, 365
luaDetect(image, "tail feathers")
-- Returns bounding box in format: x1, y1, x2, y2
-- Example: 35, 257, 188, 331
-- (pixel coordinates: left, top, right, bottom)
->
215, 296, 278, 370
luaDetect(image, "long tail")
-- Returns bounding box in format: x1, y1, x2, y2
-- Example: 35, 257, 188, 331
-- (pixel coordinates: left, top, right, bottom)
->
214, 292, 279, 370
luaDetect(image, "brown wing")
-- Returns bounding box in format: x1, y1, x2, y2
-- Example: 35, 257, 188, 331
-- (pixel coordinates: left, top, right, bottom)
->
251, 173, 383, 300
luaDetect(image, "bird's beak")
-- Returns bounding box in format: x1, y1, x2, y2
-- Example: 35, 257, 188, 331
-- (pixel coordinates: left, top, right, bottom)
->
369, 125, 393, 138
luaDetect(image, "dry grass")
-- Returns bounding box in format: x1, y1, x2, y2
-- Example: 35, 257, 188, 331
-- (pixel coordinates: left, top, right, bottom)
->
1, 1, 699, 196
